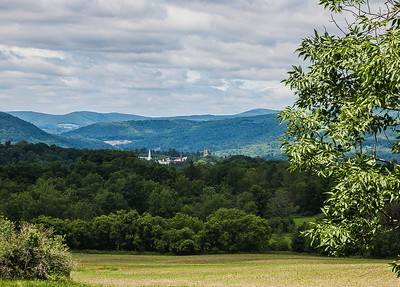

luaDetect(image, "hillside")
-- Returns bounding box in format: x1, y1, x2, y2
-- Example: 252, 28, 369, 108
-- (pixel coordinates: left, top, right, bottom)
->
169, 108, 278, 121
63, 114, 285, 158
8, 111, 149, 134
0, 112, 111, 149
9, 109, 278, 134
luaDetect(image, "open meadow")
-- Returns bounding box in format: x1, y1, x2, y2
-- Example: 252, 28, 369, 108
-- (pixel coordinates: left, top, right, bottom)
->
68, 253, 400, 287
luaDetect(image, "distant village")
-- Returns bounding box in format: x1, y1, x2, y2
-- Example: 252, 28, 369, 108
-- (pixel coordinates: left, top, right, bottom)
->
139, 148, 210, 165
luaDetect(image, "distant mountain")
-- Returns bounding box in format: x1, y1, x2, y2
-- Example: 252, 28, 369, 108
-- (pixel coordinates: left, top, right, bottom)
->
0, 112, 111, 149
166, 109, 278, 121
3, 109, 285, 158
8, 109, 279, 134
63, 114, 285, 158
4, 109, 397, 159
8, 111, 149, 134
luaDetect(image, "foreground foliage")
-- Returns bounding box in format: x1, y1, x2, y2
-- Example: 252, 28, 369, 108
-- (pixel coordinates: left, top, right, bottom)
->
0, 217, 73, 280
280, 0, 400, 276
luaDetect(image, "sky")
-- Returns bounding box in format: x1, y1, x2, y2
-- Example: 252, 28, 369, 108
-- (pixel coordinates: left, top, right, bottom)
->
0, 0, 339, 117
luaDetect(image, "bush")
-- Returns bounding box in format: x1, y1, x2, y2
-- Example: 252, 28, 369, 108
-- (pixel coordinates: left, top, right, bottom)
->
0, 217, 74, 280
269, 236, 290, 251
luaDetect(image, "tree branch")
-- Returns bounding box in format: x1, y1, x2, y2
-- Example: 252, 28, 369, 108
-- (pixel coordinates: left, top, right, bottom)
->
376, 157, 400, 168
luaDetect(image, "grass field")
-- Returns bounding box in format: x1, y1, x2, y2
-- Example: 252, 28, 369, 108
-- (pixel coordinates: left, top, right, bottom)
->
69, 252, 400, 287
0, 280, 91, 286
293, 215, 318, 227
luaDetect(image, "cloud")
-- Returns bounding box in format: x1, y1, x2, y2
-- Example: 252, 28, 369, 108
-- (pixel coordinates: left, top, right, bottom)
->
0, 0, 339, 116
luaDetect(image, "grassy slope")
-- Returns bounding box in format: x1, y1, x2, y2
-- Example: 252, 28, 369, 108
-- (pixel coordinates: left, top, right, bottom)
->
293, 215, 319, 227
70, 253, 398, 287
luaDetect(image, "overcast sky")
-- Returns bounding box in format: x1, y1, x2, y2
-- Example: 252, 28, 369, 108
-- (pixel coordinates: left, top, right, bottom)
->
0, 0, 338, 116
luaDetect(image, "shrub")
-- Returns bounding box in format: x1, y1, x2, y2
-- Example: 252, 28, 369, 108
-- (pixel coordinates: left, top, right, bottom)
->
0, 217, 74, 280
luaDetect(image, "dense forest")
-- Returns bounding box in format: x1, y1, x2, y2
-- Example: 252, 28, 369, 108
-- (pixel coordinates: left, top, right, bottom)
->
0, 142, 397, 256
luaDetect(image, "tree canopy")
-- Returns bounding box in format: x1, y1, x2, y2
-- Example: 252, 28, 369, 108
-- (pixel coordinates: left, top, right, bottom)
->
279, 0, 400, 276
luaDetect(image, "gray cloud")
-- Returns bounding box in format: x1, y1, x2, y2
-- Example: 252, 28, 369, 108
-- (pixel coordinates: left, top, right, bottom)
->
0, 0, 338, 116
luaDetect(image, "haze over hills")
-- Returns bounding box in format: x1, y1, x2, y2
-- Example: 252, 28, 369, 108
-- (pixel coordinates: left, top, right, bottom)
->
2, 108, 396, 159
2, 109, 284, 158
0, 112, 113, 149
8, 111, 149, 134
8, 109, 278, 134
63, 114, 285, 158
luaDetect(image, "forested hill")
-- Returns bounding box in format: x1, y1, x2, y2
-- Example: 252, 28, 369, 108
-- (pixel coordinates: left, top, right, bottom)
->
3, 110, 285, 158
0, 112, 111, 149
0, 142, 327, 253
8, 109, 278, 134
8, 111, 149, 134
63, 114, 285, 158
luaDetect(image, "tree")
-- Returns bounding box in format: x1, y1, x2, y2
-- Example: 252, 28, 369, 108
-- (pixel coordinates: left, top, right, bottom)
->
31, 178, 69, 219
279, 0, 400, 275
201, 208, 271, 253
148, 186, 181, 218
131, 213, 167, 252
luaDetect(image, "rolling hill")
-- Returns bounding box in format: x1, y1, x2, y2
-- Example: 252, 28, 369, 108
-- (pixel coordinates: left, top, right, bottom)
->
8, 109, 278, 134
2, 109, 285, 158
0, 112, 111, 149
62, 114, 285, 158
4, 109, 396, 159
8, 111, 149, 134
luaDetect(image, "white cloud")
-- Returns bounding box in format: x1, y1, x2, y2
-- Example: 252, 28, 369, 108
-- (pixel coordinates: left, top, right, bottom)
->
185, 70, 202, 83
0, 45, 65, 60
0, 0, 343, 116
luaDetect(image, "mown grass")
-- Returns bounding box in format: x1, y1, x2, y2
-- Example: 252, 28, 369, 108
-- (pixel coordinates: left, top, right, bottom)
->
1, 252, 397, 287
0, 280, 93, 286
70, 252, 399, 287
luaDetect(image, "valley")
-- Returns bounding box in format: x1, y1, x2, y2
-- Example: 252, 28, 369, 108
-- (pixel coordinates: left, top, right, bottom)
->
2, 109, 285, 159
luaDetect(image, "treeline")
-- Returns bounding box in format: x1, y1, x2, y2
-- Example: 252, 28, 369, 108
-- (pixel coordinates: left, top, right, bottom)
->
1, 141, 398, 256
0, 141, 326, 224
33, 208, 271, 254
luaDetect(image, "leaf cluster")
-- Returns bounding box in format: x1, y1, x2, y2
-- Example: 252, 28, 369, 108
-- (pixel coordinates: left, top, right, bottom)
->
280, 0, 400, 274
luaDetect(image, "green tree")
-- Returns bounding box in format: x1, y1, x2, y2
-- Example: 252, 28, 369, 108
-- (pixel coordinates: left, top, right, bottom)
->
93, 189, 129, 215
90, 214, 119, 250
279, 0, 400, 275
31, 178, 69, 219
3, 191, 34, 221
202, 208, 271, 253
132, 213, 167, 252
291, 222, 319, 254
148, 186, 181, 218
163, 227, 201, 255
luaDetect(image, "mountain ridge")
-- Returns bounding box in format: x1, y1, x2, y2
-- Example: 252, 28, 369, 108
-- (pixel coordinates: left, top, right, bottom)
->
8, 109, 278, 134
2, 109, 284, 158
0, 112, 113, 149
62, 113, 285, 158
